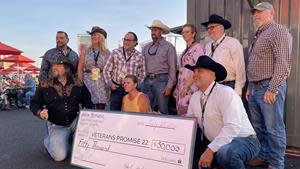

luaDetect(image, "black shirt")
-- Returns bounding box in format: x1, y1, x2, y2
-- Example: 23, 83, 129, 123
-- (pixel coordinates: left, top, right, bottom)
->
30, 78, 91, 126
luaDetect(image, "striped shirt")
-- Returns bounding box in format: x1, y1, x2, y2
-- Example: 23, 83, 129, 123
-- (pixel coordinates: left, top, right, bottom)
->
103, 47, 146, 86
247, 21, 292, 94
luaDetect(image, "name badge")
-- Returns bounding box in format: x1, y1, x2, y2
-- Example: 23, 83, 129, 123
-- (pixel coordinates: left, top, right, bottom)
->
91, 68, 100, 81
119, 67, 127, 79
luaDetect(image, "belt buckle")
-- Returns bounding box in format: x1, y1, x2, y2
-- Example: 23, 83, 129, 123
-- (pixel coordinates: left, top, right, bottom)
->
148, 73, 156, 79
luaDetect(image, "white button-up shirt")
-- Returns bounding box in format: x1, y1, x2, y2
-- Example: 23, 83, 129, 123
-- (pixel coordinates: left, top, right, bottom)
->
205, 34, 246, 96
187, 82, 255, 152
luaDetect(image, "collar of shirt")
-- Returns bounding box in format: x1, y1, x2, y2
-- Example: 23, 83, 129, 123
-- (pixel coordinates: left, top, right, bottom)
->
257, 21, 274, 32
153, 37, 166, 46
52, 77, 74, 87
200, 81, 216, 97
56, 46, 72, 52
213, 33, 226, 45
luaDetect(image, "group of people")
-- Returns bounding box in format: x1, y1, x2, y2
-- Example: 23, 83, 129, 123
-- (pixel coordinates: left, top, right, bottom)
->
29, 2, 292, 169
0, 74, 36, 110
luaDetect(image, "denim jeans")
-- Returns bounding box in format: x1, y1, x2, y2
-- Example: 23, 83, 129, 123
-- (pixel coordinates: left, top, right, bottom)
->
18, 91, 35, 105
44, 118, 77, 161
248, 80, 287, 169
141, 74, 169, 114
193, 127, 260, 169
110, 86, 126, 111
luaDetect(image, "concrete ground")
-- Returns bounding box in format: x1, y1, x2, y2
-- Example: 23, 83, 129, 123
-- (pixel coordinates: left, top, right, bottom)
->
0, 108, 299, 169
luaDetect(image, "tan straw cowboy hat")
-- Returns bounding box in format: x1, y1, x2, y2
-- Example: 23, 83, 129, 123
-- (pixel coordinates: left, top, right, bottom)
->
146, 19, 170, 34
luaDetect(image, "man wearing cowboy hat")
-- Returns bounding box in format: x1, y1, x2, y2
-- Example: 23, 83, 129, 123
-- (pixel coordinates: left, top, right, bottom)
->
202, 14, 246, 97
186, 55, 260, 169
30, 56, 91, 161
141, 19, 177, 114
39, 31, 79, 84
246, 2, 292, 169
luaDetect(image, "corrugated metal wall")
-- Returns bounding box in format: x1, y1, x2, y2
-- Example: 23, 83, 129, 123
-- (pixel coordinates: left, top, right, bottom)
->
187, 0, 300, 147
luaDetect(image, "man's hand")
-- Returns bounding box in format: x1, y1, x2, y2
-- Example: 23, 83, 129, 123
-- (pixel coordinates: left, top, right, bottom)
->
198, 148, 214, 169
264, 90, 277, 104
39, 109, 48, 120
111, 84, 118, 91
162, 87, 171, 96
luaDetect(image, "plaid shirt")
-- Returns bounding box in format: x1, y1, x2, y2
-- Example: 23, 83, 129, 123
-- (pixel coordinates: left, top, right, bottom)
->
103, 47, 146, 86
247, 21, 292, 94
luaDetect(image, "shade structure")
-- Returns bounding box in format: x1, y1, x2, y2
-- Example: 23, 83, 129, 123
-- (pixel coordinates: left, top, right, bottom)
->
0, 67, 24, 75
9, 62, 32, 68
23, 64, 40, 71
0, 42, 22, 55
0, 54, 34, 63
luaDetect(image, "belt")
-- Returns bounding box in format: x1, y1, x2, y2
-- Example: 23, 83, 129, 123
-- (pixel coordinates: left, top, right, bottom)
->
84, 69, 103, 73
146, 73, 168, 79
251, 78, 271, 85
220, 80, 235, 85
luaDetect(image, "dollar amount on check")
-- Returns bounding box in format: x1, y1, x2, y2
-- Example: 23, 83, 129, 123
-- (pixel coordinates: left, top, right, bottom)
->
71, 110, 197, 169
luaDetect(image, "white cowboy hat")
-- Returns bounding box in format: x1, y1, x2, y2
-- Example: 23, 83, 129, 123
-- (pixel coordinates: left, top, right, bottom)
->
146, 19, 170, 34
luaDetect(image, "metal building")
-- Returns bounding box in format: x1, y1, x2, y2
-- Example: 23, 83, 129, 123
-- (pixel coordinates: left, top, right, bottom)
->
186, 0, 300, 147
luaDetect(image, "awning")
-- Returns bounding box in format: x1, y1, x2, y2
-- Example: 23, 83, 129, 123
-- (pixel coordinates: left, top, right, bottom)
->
0, 42, 23, 55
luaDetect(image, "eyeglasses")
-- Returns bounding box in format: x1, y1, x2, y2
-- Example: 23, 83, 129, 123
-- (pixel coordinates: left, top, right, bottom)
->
123, 38, 135, 42
206, 25, 221, 31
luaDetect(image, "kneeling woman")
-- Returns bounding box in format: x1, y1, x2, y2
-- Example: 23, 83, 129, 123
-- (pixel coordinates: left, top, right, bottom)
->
122, 75, 151, 113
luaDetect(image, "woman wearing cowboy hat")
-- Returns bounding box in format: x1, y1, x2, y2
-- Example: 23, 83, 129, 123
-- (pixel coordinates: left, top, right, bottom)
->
77, 26, 110, 110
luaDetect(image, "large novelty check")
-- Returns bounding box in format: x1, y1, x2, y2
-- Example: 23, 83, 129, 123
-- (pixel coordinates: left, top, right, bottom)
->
71, 110, 197, 169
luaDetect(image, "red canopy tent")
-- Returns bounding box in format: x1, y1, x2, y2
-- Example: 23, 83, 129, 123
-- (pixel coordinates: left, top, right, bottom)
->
23, 64, 40, 71
0, 54, 34, 63
0, 42, 23, 55
9, 62, 32, 68
0, 67, 24, 75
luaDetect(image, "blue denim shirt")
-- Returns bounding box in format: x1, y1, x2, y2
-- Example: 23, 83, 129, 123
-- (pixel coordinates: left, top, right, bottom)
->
38, 47, 79, 83
25, 79, 36, 93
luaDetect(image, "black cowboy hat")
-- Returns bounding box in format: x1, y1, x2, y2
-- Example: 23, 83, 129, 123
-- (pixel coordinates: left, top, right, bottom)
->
201, 14, 232, 29
86, 26, 107, 39
185, 55, 227, 82
53, 56, 75, 74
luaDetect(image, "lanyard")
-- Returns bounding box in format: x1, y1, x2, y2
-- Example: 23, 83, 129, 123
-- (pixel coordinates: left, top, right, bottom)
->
122, 47, 135, 65
209, 35, 226, 58
93, 49, 100, 66
200, 82, 216, 140
181, 42, 195, 67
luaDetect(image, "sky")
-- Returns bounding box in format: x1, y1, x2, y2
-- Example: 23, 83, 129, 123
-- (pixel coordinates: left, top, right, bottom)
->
0, 0, 186, 66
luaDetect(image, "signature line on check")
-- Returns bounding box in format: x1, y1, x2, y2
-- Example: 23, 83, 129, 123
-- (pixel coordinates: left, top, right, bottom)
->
80, 159, 106, 167
144, 125, 175, 130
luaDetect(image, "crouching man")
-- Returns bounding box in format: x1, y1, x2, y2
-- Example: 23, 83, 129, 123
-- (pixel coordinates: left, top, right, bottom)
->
30, 57, 91, 161
185, 55, 261, 169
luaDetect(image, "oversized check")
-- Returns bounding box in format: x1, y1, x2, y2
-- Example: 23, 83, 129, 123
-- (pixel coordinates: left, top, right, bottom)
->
71, 110, 197, 169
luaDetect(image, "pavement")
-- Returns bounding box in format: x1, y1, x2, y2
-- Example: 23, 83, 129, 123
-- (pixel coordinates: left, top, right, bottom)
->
0, 108, 299, 169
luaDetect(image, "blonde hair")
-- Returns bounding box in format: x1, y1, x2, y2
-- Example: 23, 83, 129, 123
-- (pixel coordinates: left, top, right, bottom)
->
88, 32, 109, 55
